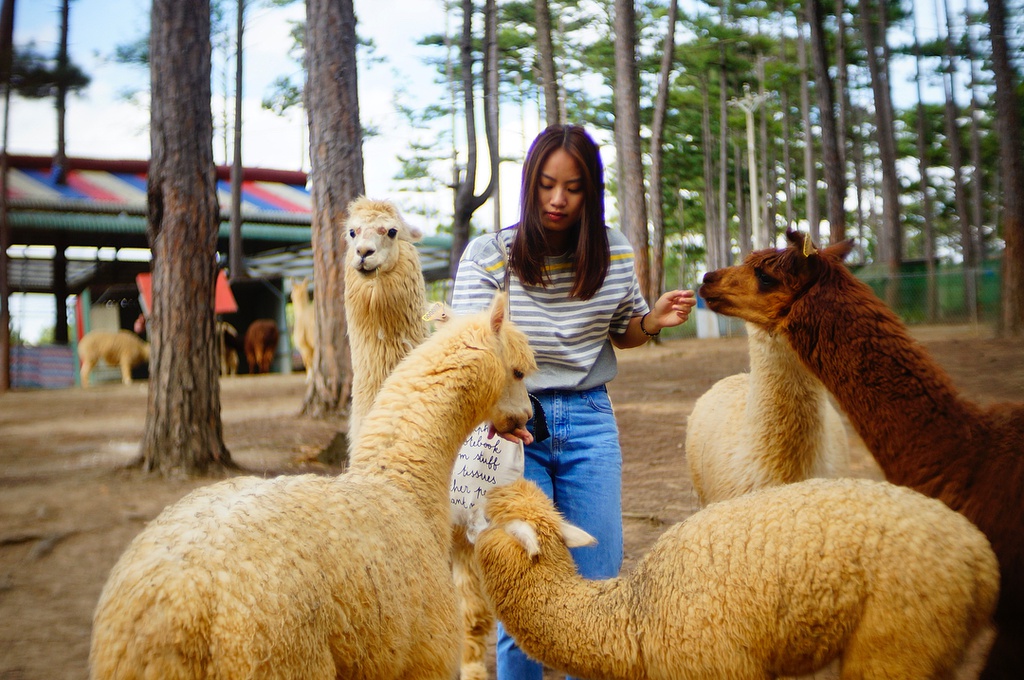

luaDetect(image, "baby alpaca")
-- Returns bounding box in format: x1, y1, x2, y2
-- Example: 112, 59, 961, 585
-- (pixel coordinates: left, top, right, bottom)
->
77, 329, 150, 387
477, 477, 998, 680
89, 293, 536, 680
244, 318, 279, 374
686, 322, 849, 505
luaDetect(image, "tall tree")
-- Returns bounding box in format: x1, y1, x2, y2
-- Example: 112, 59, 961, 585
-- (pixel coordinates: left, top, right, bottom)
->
648, 0, 678, 306
229, 0, 246, 280
0, 0, 13, 391
796, 14, 818, 243
141, 0, 232, 475
302, 0, 363, 419
53, 0, 71, 183
912, 16, 938, 322
987, 0, 1024, 337
448, 0, 498, 276
613, 0, 650, 301
858, 0, 901, 298
806, 0, 845, 244
534, 0, 561, 126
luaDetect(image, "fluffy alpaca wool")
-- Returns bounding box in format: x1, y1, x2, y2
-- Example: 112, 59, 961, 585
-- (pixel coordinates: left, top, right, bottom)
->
88, 294, 536, 680
77, 329, 150, 387
344, 196, 430, 453
686, 322, 849, 505
477, 476, 998, 680
699, 229, 1024, 678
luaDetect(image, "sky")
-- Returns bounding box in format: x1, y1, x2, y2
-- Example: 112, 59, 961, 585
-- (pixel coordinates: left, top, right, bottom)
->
8, 0, 546, 342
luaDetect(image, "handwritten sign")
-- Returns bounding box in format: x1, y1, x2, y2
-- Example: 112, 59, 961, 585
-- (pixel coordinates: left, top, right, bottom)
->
450, 422, 525, 540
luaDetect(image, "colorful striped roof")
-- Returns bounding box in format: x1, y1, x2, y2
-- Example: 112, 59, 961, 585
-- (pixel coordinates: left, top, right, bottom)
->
5, 155, 312, 219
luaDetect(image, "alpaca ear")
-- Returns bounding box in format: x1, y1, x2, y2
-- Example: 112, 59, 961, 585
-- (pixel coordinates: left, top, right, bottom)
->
489, 292, 508, 333
505, 519, 541, 558
560, 521, 597, 548
407, 224, 424, 242
826, 239, 855, 262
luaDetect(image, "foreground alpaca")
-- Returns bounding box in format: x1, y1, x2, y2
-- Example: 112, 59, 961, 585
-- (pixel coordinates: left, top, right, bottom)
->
685, 322, 849, 505
477, 477, 998, 680
89, 293, 536, 680
699, 229, 1024, 677
290, 277, 316, 376
344, 196, 430, 451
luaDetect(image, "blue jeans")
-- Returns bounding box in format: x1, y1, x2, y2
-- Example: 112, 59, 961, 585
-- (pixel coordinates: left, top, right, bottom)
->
495, 386, 623, 680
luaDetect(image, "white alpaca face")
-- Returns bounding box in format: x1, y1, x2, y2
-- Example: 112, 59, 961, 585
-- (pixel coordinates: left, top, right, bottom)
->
346, 222, 404, 274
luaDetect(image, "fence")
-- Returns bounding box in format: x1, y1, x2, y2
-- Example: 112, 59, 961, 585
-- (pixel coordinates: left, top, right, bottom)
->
666, 262, 1002, 341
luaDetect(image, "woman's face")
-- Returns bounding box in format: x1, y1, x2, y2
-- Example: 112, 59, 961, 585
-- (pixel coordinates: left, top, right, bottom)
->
537, 148, 585, 240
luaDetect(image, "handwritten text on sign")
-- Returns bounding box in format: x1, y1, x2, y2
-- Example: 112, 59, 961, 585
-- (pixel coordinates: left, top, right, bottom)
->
450, 424, 524, 515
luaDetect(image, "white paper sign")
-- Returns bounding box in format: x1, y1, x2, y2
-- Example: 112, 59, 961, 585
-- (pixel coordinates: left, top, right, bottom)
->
450, 422, 525, 541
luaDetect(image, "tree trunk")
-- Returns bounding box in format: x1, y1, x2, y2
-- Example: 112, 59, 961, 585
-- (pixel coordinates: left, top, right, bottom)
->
647, 0, 678, 309
449, 0, 497, 277
858, 0, 901, 305
613, 0, 650, 301
229, 0, 246, 280
142, 0, 232, 475
912, 18, 938, 322
939, 0, 977, 322
717, 53, 729, 267
700, 78, 722, 270
778, 0, 794, 234
534, 0, 560, 126
987, 0, 1024, 336
53, 0, 70, 184
0, 0, 13, 392
806, 0, 845, 244
796, 15, 818, 244
302, 0, 364, 419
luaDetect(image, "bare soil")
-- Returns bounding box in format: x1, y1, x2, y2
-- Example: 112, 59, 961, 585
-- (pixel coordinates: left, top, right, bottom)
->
1, 325, 1022, 680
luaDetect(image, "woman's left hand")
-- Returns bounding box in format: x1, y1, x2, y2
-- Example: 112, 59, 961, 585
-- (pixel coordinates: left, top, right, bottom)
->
649, 289, 697, 331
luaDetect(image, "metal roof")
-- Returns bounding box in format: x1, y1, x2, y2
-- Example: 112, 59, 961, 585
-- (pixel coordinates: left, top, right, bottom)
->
4, 156, 454, 294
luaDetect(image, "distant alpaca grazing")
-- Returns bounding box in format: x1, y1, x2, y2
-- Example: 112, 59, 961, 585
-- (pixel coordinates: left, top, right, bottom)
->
77, 329, 150, 387
290, 277, 316, 376
699, 229, 1024, 677
685, 322, 849, 505
343, 196, 429, 453
477, 477, 998, 680
244, 318, 279, 374
216, 321, 240, 376
89, 293, 536, 680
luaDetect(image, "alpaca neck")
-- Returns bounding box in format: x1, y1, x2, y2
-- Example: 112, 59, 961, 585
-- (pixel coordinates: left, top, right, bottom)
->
491, 565, 638, 678
744, 325, 833, 483
348, 341, 499, 540
785, 267, 978, 489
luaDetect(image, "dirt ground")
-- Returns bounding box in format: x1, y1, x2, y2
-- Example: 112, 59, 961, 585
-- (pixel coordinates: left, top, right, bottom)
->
1, 324, 1022, 680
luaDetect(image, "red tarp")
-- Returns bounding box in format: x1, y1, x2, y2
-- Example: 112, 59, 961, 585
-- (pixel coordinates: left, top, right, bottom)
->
135, 270, 238, 315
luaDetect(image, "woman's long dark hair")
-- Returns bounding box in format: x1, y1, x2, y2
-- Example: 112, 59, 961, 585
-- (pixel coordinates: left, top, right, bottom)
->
507, 124, 610, 300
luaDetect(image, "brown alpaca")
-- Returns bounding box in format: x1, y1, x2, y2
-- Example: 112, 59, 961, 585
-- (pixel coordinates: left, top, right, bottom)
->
699, 229, 1024, 679
244, 319, 279, 374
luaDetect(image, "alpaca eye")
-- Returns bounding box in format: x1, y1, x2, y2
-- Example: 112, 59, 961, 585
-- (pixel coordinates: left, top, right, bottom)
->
387, 228, 398, 238
513, 370, 524, 380
349, 229, 356, 238
754, 268, 777, 289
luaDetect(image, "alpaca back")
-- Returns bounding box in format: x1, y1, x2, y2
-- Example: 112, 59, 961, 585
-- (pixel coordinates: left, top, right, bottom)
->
686, 323, 848, 505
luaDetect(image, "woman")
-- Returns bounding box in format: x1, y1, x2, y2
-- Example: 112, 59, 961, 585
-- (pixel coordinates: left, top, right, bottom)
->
450, 124, 695, 679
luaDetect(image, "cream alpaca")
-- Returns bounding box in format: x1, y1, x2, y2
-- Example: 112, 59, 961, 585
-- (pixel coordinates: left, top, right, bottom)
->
77, 329, 150, 387
344, 196, 429, 452
89, 293, 536, 680
290, 277, 316, 376
477, 477, 998, 680
686, 322, 849, 505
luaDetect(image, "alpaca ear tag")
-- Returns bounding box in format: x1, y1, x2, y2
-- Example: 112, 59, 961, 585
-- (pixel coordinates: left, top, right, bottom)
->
802, 234, 818, 258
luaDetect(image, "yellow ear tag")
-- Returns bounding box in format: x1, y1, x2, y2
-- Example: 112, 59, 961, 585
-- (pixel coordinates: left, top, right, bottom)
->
802, 234, 818, 258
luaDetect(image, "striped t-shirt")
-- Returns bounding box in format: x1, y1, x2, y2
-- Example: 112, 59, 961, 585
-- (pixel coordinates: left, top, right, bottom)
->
450, 226, 649, 392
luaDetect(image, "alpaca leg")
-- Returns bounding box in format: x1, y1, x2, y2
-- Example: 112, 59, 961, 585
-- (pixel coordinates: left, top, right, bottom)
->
119, 358, 134, 385
453, 527, 494, 680
80, 359, 96, 388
